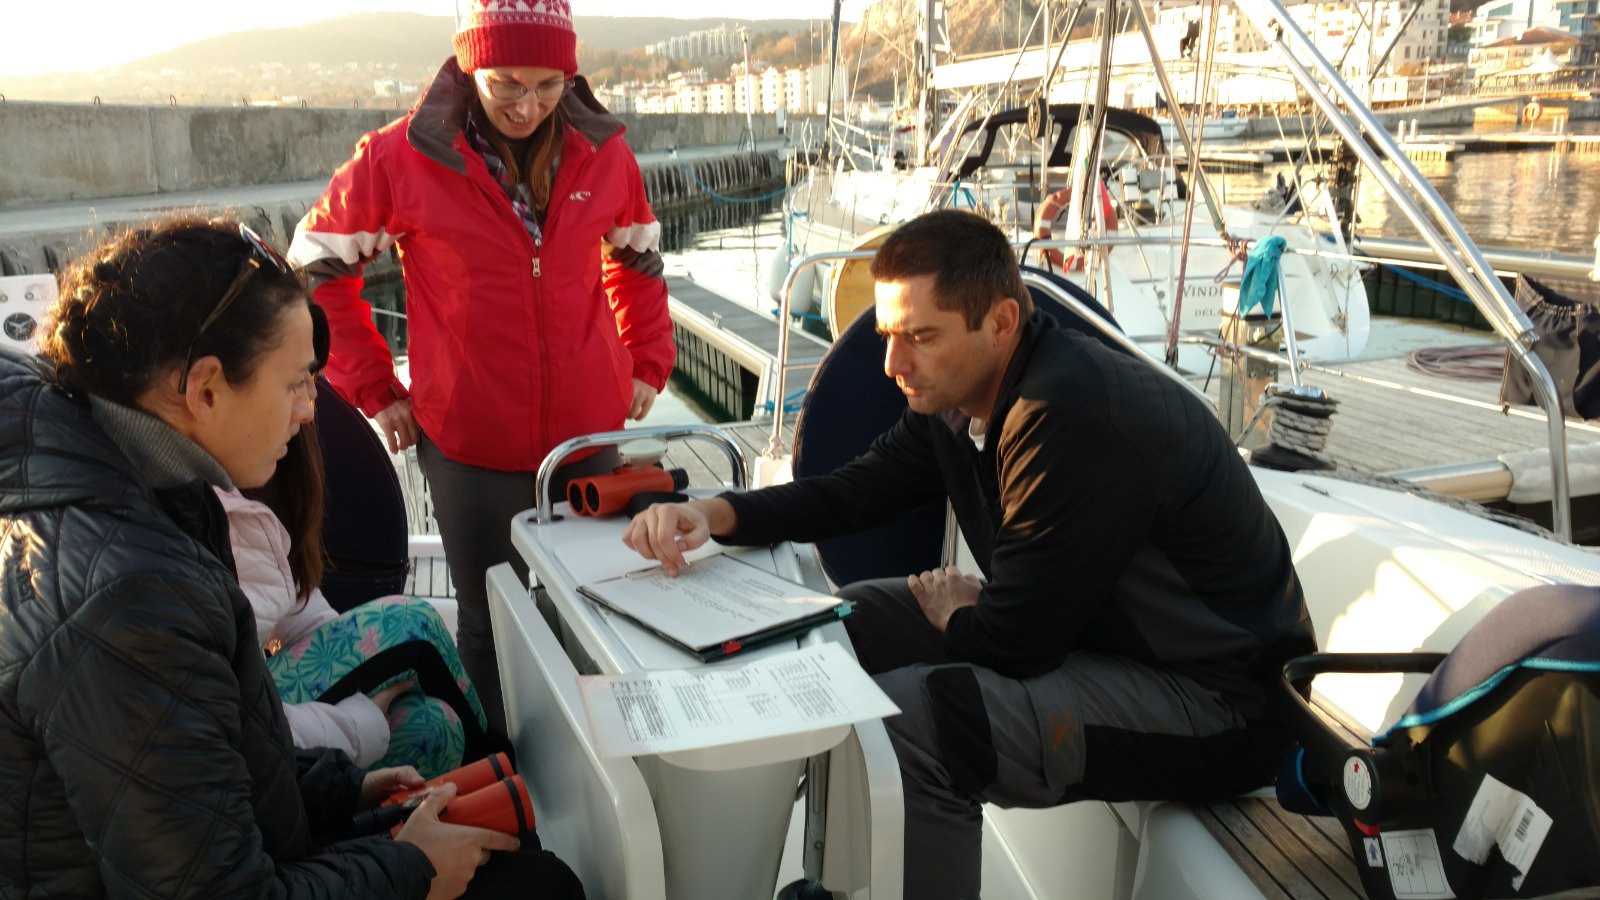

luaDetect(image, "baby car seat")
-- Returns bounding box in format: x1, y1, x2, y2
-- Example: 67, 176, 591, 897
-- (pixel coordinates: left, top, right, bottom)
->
1276, 584, 1600, 898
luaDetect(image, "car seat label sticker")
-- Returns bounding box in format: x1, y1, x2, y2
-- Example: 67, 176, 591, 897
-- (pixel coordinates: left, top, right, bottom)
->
1380, 829, 1455, 899
1451, 773, 1552, 888
1364, 837, 1383, 868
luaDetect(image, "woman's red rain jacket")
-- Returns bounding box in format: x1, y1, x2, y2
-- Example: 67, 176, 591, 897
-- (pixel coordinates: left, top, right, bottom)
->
289, 60, 674, 471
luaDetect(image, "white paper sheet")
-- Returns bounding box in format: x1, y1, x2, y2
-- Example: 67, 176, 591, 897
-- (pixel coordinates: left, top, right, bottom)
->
1381, 829, 1455, 899
580, 551, 843, 652
578, 642, 901, 758
1451, 773, 1553, 889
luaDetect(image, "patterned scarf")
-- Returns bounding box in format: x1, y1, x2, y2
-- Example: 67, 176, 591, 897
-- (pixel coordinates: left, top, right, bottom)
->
466, 113, 544, 242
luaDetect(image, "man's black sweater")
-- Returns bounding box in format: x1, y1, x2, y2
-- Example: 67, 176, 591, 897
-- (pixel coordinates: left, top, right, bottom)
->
722, 313, 1314, 719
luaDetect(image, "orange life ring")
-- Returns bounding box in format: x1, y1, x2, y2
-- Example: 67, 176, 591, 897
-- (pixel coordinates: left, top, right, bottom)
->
1525, 99, 1543, 123
1033, 181, 1118, 272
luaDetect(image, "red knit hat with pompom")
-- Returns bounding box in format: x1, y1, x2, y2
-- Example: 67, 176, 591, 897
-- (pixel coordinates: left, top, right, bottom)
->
454, 0, 578, 76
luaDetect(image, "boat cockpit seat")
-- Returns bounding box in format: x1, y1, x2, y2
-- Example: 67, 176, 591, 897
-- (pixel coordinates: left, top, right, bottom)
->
313, 374, 411, 612
793, 264, 1122, 589
1278, 583, 1600, 899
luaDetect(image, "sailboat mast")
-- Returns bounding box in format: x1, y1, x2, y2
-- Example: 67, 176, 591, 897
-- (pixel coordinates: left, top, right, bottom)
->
823, 0, 843, 162
918, 0, 941, 165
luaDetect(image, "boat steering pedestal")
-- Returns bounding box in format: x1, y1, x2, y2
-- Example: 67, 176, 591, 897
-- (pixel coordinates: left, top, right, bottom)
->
489, 425, 904, 900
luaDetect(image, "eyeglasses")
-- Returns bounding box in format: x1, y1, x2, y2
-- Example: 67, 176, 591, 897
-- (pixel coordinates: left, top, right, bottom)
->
477, 72, 571, 102
177, 225, 291, 394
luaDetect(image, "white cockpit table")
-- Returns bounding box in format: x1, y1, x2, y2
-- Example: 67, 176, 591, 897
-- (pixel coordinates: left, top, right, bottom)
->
487, 426, 904, 900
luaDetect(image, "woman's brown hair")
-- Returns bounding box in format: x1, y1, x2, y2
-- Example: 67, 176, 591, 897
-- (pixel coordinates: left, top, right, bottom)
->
244, 421, 327, 605
477, 98, 569, 214
243, 305, 331, 605
40, 216, 308, 406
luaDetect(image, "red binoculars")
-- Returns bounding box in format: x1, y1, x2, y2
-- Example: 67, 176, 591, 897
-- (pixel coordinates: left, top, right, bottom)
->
351, 751, 535, 837
567, 464, 688, 517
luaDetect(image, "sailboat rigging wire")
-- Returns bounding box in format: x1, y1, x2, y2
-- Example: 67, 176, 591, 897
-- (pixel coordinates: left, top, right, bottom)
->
1125, 0, 1228, 234
1234, 0, 1571, 540
1166, 0, 1224, 366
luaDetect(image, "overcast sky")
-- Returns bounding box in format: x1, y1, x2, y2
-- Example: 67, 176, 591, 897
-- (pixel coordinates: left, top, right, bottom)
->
1, 0, 868, 76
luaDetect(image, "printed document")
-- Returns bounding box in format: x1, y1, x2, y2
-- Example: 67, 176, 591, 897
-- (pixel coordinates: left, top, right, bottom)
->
578, 552, 846, 659
579, 642, 900, 757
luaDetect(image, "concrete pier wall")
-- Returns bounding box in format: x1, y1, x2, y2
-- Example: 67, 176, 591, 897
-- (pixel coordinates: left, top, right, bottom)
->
0, 100, 805, 209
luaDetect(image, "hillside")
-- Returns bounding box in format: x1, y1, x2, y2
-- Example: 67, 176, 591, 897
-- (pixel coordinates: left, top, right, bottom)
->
0, 12, 825, 105
126, 13, 821, 70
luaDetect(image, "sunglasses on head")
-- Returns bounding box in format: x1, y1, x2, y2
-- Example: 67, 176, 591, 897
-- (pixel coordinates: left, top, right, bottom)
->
177, 224, 292, 395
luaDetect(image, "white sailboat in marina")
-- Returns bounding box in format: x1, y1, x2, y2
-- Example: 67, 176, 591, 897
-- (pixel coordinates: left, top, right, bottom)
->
776, 1, 1371, 374
468, 1, 1600, 898
1157, 109, 1250, 143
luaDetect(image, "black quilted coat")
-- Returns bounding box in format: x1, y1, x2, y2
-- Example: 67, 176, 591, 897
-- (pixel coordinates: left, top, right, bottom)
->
0, 350, 433, 898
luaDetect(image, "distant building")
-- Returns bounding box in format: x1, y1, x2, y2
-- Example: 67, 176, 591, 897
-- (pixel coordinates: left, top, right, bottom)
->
593, 82, 639, 113
1470, 25, 1582, 70
1551, 0, 1600, 37
706, 81, 733, 114
646, 24, 742, 59
373, 78, 418, 98
1149, 0, 1448, 79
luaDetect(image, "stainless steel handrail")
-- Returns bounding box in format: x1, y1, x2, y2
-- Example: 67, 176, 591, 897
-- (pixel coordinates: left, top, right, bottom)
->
768, 248, 881, 459
763, 243, 1231, 462
533, 424, 750, 525
1234, 0, 1572, 540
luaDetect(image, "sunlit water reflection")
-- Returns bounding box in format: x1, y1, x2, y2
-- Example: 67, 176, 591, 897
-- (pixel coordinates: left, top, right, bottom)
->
1211, 121, 1600, 256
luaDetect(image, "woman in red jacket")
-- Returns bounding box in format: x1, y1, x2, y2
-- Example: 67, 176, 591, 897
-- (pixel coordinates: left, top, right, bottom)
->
290, 0, 674, 734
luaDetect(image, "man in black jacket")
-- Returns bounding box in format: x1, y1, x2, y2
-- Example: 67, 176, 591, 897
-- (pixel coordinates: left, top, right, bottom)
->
625, 209, 1314, 899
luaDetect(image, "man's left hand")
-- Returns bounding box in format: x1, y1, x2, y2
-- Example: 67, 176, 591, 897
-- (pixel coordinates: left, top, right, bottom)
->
629, 378, 659, 420
908, 565, 983, 632
359, 765, 425, 810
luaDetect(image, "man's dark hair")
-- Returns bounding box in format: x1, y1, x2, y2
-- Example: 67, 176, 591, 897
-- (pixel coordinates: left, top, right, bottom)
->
869, 209, 1033, 330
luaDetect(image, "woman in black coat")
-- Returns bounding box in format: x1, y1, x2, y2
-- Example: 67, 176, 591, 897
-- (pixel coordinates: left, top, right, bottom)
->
0, 218, 578, 899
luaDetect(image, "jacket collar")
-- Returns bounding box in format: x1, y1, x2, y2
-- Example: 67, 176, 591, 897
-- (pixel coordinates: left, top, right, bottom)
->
88, 395, 233, 491
407, 57, 626, 175
932, 311, 1054, 437
968, 311, 1055, 437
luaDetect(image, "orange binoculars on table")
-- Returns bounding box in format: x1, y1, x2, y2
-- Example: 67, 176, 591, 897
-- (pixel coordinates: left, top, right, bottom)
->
351, 751, 536, 837
567, 464, 689, 517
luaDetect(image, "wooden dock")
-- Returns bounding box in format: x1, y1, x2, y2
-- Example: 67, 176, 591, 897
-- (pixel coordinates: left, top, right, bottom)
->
666, 275, 830, 421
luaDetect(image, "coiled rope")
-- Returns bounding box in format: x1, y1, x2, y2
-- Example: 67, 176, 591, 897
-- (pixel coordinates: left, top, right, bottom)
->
1404, 344, 1505, 382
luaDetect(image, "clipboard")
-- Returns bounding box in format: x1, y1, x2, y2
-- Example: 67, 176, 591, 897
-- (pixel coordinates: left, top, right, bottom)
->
577, 553, 851, 662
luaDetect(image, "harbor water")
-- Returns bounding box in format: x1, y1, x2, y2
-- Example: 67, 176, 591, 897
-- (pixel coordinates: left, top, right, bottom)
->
1210, 121, 1600, 256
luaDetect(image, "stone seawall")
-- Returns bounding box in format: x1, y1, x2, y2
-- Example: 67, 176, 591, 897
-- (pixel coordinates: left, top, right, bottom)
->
0, 100, 804, 209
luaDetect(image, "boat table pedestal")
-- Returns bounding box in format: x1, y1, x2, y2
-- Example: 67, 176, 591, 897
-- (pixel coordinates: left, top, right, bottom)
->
489, 500, 899, 900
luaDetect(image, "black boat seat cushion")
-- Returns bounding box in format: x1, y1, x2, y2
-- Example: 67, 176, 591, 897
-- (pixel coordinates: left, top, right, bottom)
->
794, 265, 1122, 588
315, 375, 410, 612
